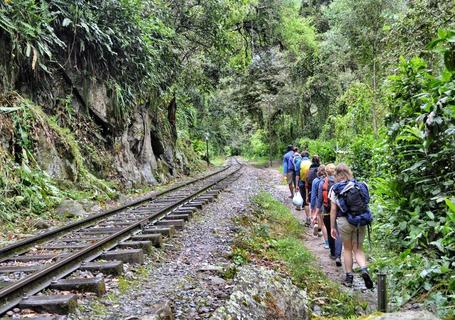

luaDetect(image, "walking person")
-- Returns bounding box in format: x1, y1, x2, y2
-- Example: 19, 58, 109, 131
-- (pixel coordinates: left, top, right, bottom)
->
316, 163, 342, 266
306, 155, 320, 205
310, 165, 328, 248
296, 151, 311, 224
282, 145, 295, 198
329, 164, 374, 288
292, 147, 301, 189
292, 148, 303, 210
306, 155, 320, 228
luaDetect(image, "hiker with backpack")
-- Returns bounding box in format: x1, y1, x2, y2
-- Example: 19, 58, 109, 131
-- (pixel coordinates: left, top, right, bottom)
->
306, 155, 320, 203
306, 155, 320, 226
282, 145, 295, 199
310, 165, 329, 248
292, 148, 303, 210
329, 164, 374, 289
296, 151, 312, 224
316, 163, 342, 266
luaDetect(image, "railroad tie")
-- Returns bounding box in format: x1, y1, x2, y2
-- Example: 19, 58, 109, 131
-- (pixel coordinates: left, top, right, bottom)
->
18, 294, 78, 314
79, 227, 124, 234
117, 240, 154, 253
0, 265, 44, 273
131, 234, 163, 247
197, 195, 216, 203
174, 207, 197, 215
182, 202, 203, 209
166, 213, 191, 221
38, 243, 87, 250
100, 249, 145, 265
181, 205, 200, 212
142, 226, 176, 237
7, 254, 67, 262
80, 261, 124, 276
49, 277, 106, 296
156, 219, 185, 230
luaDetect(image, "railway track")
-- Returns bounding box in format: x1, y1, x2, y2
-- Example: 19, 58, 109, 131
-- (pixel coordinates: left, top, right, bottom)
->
0, 159, 242, 316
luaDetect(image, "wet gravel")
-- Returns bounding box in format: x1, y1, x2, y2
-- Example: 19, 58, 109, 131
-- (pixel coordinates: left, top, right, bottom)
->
72, 165, 262, 320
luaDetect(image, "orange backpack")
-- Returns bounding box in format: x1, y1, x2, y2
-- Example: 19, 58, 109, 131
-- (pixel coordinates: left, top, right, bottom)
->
322, 177, 333, 209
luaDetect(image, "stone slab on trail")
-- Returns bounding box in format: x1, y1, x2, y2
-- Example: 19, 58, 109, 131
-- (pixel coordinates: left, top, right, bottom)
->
210, 265, 309, 320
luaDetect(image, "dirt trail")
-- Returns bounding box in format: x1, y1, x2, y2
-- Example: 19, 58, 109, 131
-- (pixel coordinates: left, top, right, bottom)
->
257, 164, 378, 312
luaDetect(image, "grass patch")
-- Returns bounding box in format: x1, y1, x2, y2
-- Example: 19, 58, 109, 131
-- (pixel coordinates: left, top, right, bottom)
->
243, 156, 277, 168
211, 156, 227, 166
231, 192, 364, 318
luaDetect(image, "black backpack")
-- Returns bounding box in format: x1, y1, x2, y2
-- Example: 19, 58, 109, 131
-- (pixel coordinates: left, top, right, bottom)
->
306, 167, 318, 189
341, 184, 368, 215
338, 181, 373, 247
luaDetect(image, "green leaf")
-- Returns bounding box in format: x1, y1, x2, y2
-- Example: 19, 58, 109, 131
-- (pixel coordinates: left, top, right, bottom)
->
430, 239, 445, 252
445, 197, 455, 213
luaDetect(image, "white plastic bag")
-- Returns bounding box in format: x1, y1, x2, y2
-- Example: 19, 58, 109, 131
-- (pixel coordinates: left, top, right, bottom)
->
292, 192, 303, 207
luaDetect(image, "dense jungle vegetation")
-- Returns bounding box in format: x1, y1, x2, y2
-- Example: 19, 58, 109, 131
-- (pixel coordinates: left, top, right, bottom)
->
0, 0, 454, 318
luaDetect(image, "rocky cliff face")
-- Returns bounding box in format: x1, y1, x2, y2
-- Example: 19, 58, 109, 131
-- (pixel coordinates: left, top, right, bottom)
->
0, 65, 188, 189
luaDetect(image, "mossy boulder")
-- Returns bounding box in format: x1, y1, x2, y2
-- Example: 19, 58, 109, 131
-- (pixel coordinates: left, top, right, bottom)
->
211, 265, 309, 320
55, 199, 87, 218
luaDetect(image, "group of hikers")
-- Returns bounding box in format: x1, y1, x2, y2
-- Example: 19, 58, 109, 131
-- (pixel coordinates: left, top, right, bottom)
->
283, 145, 374, 289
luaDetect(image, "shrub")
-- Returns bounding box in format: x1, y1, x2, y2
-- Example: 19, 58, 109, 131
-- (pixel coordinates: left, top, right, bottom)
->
297, 138, 336, 163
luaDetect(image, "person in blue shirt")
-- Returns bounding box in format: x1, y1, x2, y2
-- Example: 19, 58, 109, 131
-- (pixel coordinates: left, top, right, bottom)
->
292, 149, 302, 209
282, 145, 295, 198
310, 166, 328, 248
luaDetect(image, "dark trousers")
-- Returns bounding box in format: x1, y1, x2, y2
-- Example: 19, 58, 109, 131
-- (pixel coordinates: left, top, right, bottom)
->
298, 181, 307, 205
323, 214, 342, 258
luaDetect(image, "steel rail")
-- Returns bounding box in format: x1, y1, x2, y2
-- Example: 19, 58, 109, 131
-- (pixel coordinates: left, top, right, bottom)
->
0, 164, 242, 314
0, 165, 231, 261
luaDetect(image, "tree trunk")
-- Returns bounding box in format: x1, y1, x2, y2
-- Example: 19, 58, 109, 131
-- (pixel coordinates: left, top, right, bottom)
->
372, 42, 378, 136
168, 94, 177, 142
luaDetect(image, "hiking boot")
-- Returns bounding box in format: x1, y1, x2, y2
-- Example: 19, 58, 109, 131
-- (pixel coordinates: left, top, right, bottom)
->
361, 271, 374, 289
305, 217, 311, 226
313, 223, 319, 236
329, 254, 336, 260
323, 240, 329, 249
335, 257, 342, 267
343, 273, 354, 287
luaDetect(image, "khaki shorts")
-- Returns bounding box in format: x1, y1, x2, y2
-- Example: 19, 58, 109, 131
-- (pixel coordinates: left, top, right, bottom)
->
337, 217, 366, 244
286, 172, 293, 185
